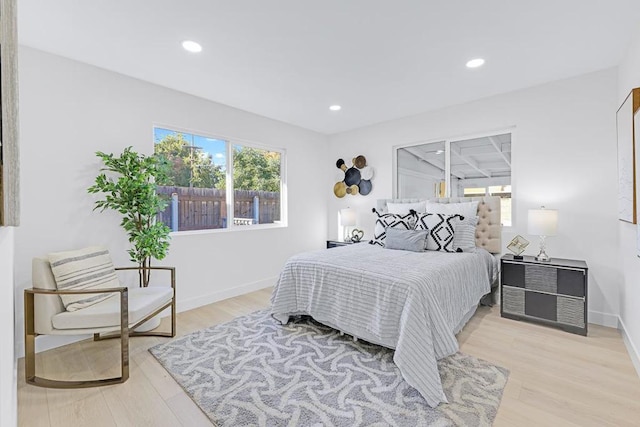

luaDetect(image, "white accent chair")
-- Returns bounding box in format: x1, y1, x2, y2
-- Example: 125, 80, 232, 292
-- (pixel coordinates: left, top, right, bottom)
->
24, 258, 176, 388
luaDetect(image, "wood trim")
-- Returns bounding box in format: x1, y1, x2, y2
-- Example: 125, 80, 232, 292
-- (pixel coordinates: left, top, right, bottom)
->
618, 88, 640, 224
632, 88, 640, 225
0, 0, 20, 226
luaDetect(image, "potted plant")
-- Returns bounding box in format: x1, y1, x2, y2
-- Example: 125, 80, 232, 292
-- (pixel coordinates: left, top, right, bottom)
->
88, 146, 171, 287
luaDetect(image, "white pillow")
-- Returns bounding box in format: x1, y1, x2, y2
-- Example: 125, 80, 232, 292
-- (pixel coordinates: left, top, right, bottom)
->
452, 215, 479, 252
387, 201, 426, 215
453, 224, 477, 252
426, 200, 478, 219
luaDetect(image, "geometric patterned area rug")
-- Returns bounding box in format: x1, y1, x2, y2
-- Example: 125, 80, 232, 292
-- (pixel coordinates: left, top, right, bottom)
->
149, 309, 509, 427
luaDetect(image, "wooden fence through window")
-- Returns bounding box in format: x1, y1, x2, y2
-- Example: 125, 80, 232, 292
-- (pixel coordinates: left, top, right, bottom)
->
156, 186, 280, 231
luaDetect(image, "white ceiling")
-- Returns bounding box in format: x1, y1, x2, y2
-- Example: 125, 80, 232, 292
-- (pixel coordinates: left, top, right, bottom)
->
17, 0, 640, 134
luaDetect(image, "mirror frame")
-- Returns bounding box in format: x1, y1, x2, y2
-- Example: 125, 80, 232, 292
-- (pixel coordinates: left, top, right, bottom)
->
617, 88, 640, 224
0, 0, 20, 226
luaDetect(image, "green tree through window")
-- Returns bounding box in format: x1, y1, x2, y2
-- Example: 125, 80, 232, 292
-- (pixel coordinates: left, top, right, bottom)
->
154, 133, 225, 189
233, 146, 280, 192
153, 127, 284, 230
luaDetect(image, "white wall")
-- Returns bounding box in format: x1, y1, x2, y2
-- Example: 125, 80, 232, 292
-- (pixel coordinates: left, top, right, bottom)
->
617, 25, 640, 374
328, 68, 621, 325
0, 227, 16, 427
15, 47, 328, 356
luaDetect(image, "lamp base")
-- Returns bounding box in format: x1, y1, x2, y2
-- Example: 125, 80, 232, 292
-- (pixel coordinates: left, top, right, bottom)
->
534, 235, 551, 262
535, 249, 550, 262
342, 225, 353, 242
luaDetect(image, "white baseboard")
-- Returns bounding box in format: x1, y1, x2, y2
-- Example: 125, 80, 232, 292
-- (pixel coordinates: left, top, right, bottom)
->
619, 317, 640, 378
177, 277, 275, 313
588, 310, 619, 328
33, 334, 89, 355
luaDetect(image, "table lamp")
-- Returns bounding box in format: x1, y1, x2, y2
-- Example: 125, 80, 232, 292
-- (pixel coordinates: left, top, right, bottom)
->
528, 206, 558, 261
340, 208, 357, 242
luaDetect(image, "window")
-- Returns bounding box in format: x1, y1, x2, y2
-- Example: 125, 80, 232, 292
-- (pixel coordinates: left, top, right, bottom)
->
153, 127, 284, 231
463, 185, 512, 226
231, 144, 282, 226
396, 132, 512, 226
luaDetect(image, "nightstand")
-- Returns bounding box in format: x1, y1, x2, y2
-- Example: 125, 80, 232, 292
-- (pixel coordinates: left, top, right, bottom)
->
500, 254, 588, 336
326, 240, 362, 249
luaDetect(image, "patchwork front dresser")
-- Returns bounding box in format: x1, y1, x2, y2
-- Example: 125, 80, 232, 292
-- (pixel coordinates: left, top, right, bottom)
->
500, 254, 588, 335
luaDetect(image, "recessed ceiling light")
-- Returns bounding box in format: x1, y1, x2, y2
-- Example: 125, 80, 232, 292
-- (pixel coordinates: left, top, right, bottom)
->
466, 58, 485, 68
329, 105, 342, 111
435, 149, 444, 154
182, 40, 202, 53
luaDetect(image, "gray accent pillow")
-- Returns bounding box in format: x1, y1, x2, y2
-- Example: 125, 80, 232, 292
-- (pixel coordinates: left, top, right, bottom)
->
384, 228, 428, 252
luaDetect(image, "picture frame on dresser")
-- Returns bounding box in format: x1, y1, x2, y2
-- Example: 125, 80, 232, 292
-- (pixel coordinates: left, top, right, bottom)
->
635, 110, 640, 256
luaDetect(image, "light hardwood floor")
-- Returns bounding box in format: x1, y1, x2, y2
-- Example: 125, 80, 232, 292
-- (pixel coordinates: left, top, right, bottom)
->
18, 287, 640, 426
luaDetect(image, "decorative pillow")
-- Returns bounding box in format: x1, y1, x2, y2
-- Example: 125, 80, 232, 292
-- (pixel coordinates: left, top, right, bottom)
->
384, 228, 428, 252
414, 213, 464, 252
387, 201, 427, 215
369, 209, 416, 247
426, 200, 478, 218
452, 215, 479, 252
48, 246, 120, 312
453, 224, 477, 252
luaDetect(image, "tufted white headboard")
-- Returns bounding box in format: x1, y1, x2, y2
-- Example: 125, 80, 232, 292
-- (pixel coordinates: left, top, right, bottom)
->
376, 196, 502, 254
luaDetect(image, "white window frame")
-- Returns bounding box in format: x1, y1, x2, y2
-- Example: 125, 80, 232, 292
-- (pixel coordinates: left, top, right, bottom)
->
392, 127, 515, 229
152, 124, 287, 234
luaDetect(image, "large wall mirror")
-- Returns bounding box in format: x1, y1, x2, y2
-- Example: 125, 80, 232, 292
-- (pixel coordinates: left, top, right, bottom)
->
395, 132, 512, 226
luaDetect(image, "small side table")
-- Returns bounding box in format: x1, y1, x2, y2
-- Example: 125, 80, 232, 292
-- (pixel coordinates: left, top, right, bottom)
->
500, 254, 588, 335
326, 240, 363, 249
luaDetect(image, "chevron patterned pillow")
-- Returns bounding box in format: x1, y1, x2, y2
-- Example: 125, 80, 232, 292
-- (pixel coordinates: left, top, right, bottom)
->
369, 209, 416, 247
414, 213, 464, 252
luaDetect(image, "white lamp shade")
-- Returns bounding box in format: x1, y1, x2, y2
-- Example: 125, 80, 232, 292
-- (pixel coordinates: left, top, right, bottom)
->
528, 208, 558, 236
340, 208, 357, 227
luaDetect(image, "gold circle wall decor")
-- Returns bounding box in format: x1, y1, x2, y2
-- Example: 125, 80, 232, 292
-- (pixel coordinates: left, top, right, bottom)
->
333, 155, 374, 197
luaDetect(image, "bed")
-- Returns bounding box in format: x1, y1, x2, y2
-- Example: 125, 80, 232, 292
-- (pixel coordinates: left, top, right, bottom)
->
270, 197, 501, 407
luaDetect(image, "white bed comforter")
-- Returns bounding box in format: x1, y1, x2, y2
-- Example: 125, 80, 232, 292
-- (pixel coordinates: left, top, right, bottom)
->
270, 243, 498, 407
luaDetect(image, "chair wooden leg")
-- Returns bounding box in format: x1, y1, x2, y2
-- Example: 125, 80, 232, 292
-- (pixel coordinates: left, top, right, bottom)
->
24, 289, 130, 389
24, 292, 36, 383
120, 289, 129, 382
170, 270, 176, 337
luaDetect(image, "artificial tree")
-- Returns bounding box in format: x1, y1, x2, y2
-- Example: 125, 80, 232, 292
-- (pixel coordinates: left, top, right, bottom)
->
88, 146, 171, 287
